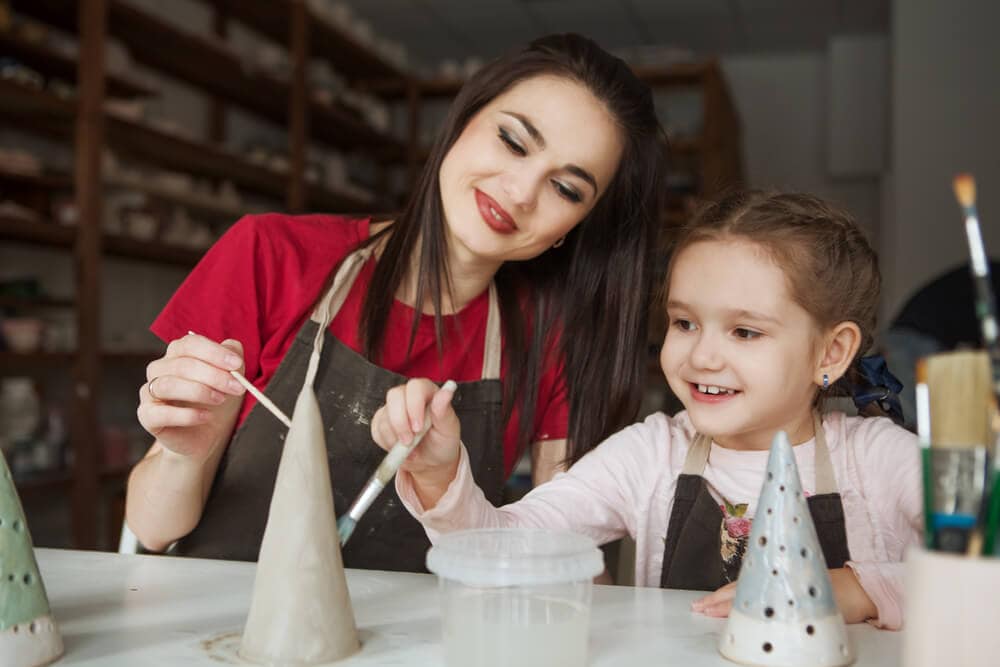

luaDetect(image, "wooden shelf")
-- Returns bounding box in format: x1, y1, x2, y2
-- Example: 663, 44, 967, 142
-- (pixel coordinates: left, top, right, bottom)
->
103, 175, 252, 223
16, 465, 133, 499
0, 351, 159, 374
0, 166, 72, 189
0, 215, 206, 267
0, 79, 376, 212
0, 295, 74, 309
200, 0, 408, 84
9, 0, 404, 157
0, 29, 157, 99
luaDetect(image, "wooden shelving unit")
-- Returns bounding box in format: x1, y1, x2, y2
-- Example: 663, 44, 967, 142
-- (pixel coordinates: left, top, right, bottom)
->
0, 29, 156, 99
0, 0, 414, 549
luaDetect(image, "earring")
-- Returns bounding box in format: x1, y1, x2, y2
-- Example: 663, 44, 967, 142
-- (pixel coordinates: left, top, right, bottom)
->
552, 236, 565, 249
822, 373, 830, 390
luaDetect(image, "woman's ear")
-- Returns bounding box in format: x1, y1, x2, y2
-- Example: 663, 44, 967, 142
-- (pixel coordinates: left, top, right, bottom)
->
816, 321, 862, 387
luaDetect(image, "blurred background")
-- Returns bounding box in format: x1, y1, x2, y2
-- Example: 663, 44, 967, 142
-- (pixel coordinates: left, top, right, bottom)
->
0, 0, 997, 551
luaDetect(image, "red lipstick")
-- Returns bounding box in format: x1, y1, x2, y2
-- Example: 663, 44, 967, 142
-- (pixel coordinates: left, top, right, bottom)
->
475, 189, 517, 235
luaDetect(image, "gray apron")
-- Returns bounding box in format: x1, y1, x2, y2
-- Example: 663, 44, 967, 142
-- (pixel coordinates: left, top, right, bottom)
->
175, 245, 505, 572
659, 413, 851, 590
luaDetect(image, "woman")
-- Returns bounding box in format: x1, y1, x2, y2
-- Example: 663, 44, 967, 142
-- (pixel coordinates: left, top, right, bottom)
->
126, 33, 668, 572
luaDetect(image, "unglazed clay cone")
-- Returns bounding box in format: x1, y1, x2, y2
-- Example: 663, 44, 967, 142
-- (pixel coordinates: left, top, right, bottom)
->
0, 452, 63, 667
239, 382, 360, 665
719, 431, 854, 667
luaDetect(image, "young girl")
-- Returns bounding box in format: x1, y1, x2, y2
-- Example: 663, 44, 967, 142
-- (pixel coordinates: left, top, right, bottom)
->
372, 190, 922, 629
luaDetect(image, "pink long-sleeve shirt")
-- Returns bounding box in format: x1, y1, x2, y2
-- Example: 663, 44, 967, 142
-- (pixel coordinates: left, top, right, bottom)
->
398, 410, 922, 630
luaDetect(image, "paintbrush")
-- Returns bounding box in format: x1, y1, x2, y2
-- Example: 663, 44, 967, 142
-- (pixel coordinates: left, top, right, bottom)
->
921, 351, 993, 554
338, 380, 458, 546
953, 174, 1000, 395
952, 174, 1000, 553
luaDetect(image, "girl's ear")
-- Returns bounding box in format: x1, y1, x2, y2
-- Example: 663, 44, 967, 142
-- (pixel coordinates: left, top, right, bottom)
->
816, 321, 861, 387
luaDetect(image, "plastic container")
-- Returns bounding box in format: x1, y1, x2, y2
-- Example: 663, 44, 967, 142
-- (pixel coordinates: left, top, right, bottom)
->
904, 546, 1000, 667
426, 528, 603, 667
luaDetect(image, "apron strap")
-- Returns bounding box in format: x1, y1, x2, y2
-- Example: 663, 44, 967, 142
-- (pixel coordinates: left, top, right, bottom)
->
812, 411, 837, 495
309, 246, 374, 332
684, 411, 838, 494
480, 282, 501, 381
680, 432, 713, 475
307, 243, 502, 383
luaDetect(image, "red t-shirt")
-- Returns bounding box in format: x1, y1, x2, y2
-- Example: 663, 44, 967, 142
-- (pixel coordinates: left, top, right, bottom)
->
151, 213, 569, 476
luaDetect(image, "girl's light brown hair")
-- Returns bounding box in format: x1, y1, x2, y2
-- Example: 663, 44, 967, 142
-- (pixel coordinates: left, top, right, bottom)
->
663, 189, 881, 403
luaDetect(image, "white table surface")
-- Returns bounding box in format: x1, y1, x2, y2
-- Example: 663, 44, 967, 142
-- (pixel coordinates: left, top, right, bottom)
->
34, 548, 901, 665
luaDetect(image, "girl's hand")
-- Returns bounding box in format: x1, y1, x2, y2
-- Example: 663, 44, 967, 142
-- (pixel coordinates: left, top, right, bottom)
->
690, 567, 877, 624
370, 379, 461, 490
137, 334, 247, 461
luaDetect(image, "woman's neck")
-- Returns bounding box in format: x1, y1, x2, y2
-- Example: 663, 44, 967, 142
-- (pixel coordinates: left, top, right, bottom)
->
377, 221, 500, 315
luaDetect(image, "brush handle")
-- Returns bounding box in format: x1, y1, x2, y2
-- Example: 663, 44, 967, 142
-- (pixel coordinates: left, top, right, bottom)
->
962, 214, 1000, 397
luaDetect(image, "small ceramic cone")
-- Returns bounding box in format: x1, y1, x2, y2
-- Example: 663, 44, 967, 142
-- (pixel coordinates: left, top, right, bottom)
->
718, 431, 854, 667
0, 452, 63, 667
239, 380, 360, 664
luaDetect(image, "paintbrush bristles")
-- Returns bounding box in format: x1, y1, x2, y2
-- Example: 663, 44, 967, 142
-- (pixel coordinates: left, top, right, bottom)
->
925, 350, 992, 448
953, 173, 977, 210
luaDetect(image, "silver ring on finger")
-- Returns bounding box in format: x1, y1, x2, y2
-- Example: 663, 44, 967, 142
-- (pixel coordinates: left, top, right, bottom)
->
148, 376, 163, 402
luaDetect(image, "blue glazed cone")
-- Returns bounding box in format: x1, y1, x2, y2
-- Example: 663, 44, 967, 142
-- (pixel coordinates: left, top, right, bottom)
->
718, 431, 854, 667
0, 452, 63, 667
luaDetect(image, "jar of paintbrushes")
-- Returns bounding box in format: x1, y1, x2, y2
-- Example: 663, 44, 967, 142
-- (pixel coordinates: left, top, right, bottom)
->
904, 349, 1000, 667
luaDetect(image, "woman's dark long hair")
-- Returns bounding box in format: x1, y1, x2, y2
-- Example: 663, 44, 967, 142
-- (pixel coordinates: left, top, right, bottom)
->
357, 34, 668, 466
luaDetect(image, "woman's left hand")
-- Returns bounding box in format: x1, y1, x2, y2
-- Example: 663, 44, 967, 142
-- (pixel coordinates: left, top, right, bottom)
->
690, 567, 877, 624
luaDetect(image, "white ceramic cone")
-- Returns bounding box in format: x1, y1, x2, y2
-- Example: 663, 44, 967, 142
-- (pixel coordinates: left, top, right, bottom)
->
718, 431, 854, 667
238, 380, 360, 665
0, 452, 63, 667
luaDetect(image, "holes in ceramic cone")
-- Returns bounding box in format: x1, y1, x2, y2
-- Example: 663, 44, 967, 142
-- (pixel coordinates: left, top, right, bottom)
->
762, 642, 773, 653
759, 536, 767, 547
806, 624, 815, 636
28, 622, 37, 634
808, 586, 818, 598
766, 507, 773, 515
11, 520, 20, 531
779, 485, 785, 492
771, 569, 778, 577
22, 573, 32, 585
767, 472, 773, 481
764, 607, 774, 618
800, 547, 809, 558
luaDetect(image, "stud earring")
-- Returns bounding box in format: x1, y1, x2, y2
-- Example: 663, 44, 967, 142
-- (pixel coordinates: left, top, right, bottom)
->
552, 236, 565, 249
822, 374, 829, 390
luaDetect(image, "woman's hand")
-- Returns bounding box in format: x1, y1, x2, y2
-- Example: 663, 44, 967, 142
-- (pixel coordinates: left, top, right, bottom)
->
137, 333, 247, 462
370, 379, 461, 504
690, 567, 877, 624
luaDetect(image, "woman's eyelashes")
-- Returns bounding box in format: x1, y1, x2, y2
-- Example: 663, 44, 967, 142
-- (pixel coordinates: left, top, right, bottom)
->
497, 127, 584, 204
498, 127, 526, 155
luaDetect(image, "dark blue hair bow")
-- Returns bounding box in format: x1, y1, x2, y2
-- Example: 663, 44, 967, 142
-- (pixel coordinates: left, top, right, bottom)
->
848, 355, 904, 423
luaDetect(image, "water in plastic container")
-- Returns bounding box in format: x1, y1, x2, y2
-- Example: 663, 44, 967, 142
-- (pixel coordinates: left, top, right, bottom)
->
427, 528, 603, 667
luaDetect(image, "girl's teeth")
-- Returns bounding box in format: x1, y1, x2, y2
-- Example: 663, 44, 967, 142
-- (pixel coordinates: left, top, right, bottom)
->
697, 384, 735, 395
490, 207, 503, 222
